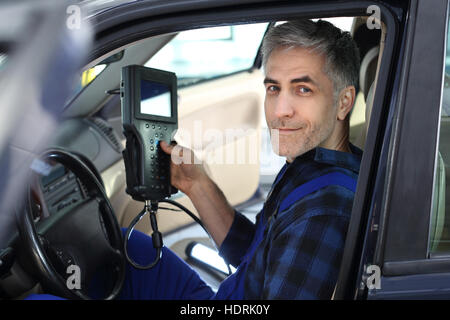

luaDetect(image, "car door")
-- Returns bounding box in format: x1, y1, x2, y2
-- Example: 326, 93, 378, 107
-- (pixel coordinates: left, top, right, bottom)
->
78, 0, 414, 297
335, 0, 450, 299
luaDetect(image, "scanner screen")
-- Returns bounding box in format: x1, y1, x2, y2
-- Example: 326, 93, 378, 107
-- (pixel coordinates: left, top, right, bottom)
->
140, 80, 171, 117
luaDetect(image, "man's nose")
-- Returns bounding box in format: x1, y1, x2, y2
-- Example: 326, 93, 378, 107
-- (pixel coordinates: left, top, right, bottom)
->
274, 92, 295, 119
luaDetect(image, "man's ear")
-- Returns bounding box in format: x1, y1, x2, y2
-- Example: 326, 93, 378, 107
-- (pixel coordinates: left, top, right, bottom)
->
337, 86, 356, 121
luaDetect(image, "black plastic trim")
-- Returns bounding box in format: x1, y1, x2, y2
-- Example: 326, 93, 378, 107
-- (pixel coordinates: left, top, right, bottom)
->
333, 2, 402, 299
384, 259, 450, 276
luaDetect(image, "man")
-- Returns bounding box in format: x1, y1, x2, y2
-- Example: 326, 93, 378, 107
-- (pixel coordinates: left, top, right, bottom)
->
119, 18, 362, 300
28, 19, 362, 300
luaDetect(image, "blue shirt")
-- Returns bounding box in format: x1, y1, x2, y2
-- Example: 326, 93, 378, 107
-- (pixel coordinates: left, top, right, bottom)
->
218, 144, 362, 299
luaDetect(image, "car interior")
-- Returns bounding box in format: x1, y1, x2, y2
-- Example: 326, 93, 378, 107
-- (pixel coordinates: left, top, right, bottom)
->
0, 11, 388, 299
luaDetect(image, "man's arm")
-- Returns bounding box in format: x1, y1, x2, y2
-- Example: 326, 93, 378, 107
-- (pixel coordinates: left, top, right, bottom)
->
185, 174, 236, 247
160, 141, 235, 247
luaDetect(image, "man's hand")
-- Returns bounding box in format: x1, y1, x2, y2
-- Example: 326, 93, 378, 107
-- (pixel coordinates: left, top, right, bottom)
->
159, 140, 235, 247
160, 141, 208, 196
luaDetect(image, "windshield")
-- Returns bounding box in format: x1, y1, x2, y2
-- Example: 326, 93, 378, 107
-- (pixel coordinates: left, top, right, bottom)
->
145, 23, 269, 88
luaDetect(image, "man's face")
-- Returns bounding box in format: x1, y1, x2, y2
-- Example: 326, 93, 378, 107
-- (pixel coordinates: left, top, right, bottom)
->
264, 46, 339, 161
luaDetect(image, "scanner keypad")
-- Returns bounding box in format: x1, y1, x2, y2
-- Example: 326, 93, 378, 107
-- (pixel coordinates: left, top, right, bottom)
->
148, 126, 170, 190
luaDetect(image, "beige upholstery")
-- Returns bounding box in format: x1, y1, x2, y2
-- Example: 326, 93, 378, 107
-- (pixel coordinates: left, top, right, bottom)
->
350, 19, 386, 151
359, 46, 379, 101
352, 48, 378, 149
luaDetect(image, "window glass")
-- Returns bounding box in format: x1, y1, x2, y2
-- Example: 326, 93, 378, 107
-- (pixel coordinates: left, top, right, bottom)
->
145, 23, 268, 87
429, 12, 450, 255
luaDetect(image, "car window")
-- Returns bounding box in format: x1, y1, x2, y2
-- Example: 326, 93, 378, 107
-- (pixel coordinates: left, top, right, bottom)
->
145, 23, 268, 88
429, 11, 450, 256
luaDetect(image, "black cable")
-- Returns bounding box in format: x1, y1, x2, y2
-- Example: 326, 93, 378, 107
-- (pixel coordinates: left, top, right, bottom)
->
226, 262, 232, 275
105, 88, 120, 95
124, 201, 162, 270
158, 206, 181, 212
159, 199, 209, 236
124, 198, 234, 275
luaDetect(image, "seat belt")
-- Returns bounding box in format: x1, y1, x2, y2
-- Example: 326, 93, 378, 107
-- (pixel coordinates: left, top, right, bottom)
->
278, 171, 357, 213
214, 171, 357, 300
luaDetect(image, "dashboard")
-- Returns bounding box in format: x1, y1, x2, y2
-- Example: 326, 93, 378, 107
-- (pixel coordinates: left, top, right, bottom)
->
0, 116, 124, 298
32, 162, 86, 222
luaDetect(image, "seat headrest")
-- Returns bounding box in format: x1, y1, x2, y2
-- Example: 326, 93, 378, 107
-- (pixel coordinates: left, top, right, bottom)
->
365, 81, 375, 136
359, 46, 379, 100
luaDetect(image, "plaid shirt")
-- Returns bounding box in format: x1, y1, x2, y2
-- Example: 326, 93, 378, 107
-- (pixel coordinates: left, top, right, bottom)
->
219, 144, 362, 299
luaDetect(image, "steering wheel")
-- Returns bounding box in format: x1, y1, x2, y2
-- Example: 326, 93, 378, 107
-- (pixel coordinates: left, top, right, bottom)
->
17, 148, 126, 300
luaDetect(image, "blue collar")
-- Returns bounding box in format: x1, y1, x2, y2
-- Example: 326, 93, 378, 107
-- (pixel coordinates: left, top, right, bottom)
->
290, 143, 362, 174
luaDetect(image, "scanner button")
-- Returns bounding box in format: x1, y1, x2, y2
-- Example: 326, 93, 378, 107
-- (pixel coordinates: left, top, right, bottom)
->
150, 139, 154, 144
145, 123, 149, 128
164, 126, 167, 130
152, 124, 155, 129
150, 146, 154, 151
155, 133, 159, 138
158, 125, 161, 130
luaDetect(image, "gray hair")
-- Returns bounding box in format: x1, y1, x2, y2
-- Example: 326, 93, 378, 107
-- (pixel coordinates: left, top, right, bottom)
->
261, 19, 360, 103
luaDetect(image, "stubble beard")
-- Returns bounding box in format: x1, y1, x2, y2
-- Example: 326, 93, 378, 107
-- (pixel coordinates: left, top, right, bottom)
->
269, 118, 335, 161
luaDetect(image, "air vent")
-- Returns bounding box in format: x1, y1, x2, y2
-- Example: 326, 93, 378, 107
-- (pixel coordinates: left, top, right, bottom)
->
79, 179, 89, 197
87, 117, 122, 153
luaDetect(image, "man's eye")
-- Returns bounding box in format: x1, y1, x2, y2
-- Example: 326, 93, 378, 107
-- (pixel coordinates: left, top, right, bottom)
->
266, 85, 279, 93
297, 87, 312, 94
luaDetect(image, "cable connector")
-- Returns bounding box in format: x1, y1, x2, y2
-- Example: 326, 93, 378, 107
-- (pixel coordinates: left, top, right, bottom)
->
124, 200, 162, 269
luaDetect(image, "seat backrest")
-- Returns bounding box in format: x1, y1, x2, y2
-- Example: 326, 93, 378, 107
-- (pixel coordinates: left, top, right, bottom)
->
352, 46, 378, 149
359, 46, 379, 101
